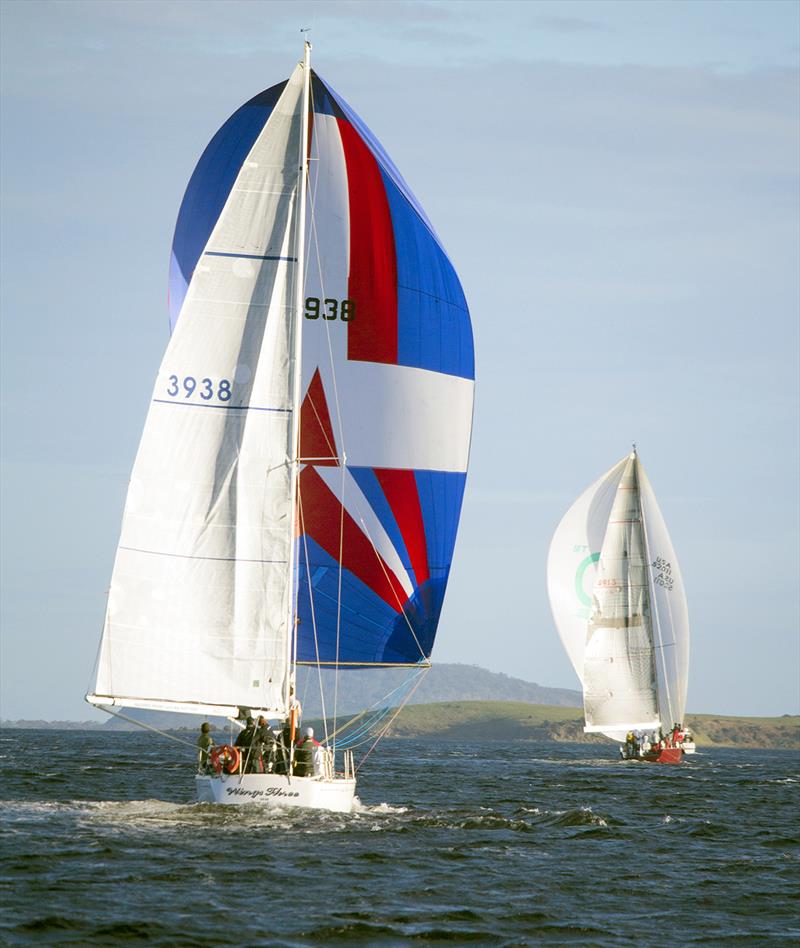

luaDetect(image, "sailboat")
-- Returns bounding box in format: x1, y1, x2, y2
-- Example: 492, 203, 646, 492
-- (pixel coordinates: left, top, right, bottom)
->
546, 449, 690, 764
86, 44, 474, 809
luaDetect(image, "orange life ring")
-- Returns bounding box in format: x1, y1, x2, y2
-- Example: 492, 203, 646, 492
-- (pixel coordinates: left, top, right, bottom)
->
210, 744, 241, 775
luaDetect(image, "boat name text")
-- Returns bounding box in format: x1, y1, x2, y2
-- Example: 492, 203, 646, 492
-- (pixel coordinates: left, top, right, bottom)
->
224, 786, 301, 800
651, 557, 674, 591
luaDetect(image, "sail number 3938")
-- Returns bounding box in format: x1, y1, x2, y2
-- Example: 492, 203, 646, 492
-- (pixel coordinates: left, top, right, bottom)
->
167, 376, 232, 401
304, 297, 355, 321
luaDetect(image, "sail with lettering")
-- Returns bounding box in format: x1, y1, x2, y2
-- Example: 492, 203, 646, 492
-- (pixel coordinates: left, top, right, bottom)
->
87, 44, 474, 808
546, 450, 689, 756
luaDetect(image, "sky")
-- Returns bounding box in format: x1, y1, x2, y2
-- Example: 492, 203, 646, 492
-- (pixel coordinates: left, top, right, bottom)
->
1, 0, 798, 721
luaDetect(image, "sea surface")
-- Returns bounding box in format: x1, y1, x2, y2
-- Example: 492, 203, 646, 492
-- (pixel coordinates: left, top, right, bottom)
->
0, 729, 797, 946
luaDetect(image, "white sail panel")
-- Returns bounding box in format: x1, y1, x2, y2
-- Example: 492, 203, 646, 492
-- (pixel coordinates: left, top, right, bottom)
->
546, 458, 628, 682
583, 456, 660, 735
639, 464, 690, 729
90, 68, 306, 716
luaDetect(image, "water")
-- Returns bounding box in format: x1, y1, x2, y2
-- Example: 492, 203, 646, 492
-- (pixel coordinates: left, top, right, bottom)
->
1, 730, 797, 945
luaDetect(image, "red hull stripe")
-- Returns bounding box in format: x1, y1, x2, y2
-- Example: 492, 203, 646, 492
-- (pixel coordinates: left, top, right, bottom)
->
299, 369, 337, 465
337, 117, 398, 364
374, 468, 430, 586
299, 467, 406, 612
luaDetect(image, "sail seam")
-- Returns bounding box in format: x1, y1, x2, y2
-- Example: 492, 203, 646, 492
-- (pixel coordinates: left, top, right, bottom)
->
152, 399, 291, 413
118, 545, 287, 565
204, 251, 297, 261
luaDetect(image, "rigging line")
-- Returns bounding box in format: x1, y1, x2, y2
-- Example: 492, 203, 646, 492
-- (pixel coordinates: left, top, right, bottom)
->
304, 390, 338, 460
296, 482, 330, 745
96, 705, 198, 750
354, 508, 427, 661
334, 670, 426, 748
355, 665, 431, 773
302, 91, 349, 750
335, 709, 399, 749
333, 457, 345, 751
321, 665, 428, 744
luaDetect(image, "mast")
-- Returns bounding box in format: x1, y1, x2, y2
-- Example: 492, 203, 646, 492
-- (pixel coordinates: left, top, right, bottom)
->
285, 40, 312, 713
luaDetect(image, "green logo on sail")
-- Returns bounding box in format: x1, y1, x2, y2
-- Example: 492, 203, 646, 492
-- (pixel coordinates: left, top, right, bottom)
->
575, 553, 600, 607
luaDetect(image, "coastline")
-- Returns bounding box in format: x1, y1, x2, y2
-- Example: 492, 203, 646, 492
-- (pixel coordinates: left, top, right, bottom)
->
3, 701, 798, 749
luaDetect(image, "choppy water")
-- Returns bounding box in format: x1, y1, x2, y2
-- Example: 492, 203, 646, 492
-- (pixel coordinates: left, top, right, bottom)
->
1, 730, 797, 945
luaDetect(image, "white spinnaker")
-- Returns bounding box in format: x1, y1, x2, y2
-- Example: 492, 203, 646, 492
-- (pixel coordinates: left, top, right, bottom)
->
546, 458, 628, 682
583, 456, 661, 736
639, 464, 689, 730
88, 68, 305, 717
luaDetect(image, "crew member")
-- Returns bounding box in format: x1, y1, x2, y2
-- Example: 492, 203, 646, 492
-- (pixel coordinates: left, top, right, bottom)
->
293, 727, 319, 777
197, 722, 214, 772
255, 716, 277, 773
234, 716, 257, 771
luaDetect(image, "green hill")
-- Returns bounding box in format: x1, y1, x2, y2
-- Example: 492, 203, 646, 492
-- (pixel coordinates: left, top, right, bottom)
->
347, 701, 800, 749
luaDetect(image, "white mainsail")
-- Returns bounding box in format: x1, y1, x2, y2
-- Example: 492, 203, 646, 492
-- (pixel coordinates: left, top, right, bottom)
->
583, 455, 660, 735
638, 463, 690, 730
547, 451, 690, 740
88, 68, 306, 717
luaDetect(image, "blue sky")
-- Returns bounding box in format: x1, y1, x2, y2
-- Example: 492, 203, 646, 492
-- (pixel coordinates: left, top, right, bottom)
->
1, 0, 798, 719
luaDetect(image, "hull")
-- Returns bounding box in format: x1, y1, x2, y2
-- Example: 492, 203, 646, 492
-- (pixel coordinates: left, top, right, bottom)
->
680, 741, 696, 754
641, 747, 683, 765
195, 773, 357, 812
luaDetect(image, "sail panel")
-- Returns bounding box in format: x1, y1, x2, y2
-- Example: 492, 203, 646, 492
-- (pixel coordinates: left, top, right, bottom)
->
583, 457, 660, 732
546, 458, 628, 682
291, 74, 473, 666
169, 82, 288, 331
92, 68, 306, 715
639, 465, 690, 729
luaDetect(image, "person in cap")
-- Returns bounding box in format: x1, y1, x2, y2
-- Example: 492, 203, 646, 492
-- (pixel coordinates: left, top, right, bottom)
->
293, 726, 322, 777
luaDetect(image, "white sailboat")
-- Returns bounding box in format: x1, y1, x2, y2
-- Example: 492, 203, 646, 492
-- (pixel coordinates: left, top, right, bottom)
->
86, 44, 474, 808
547, 449, 690, 763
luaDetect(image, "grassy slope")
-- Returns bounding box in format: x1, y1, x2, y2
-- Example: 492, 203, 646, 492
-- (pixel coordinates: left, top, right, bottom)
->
371, 701, 800, 748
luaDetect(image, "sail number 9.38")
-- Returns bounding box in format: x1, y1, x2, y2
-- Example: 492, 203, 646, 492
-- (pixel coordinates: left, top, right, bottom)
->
304, 297, 355, 321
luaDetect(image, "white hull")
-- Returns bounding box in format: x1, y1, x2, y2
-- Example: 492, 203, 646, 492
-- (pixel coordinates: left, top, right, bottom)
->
680, 741, 696, 754
195, 773, 357, 812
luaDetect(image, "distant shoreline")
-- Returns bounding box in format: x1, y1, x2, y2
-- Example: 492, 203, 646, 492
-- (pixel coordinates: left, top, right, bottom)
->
3, 701, 798, 749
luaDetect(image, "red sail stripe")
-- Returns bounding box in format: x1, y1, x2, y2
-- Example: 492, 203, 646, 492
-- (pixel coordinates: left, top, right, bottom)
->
337, 117, 398, 364
298, 467, 406, 612
374, 468, 430, 587
299, 369, 337, 465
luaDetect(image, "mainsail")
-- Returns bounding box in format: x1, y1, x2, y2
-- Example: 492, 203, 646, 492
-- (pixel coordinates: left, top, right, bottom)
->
547, 451, 689, 739
88, 54, 474, 719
